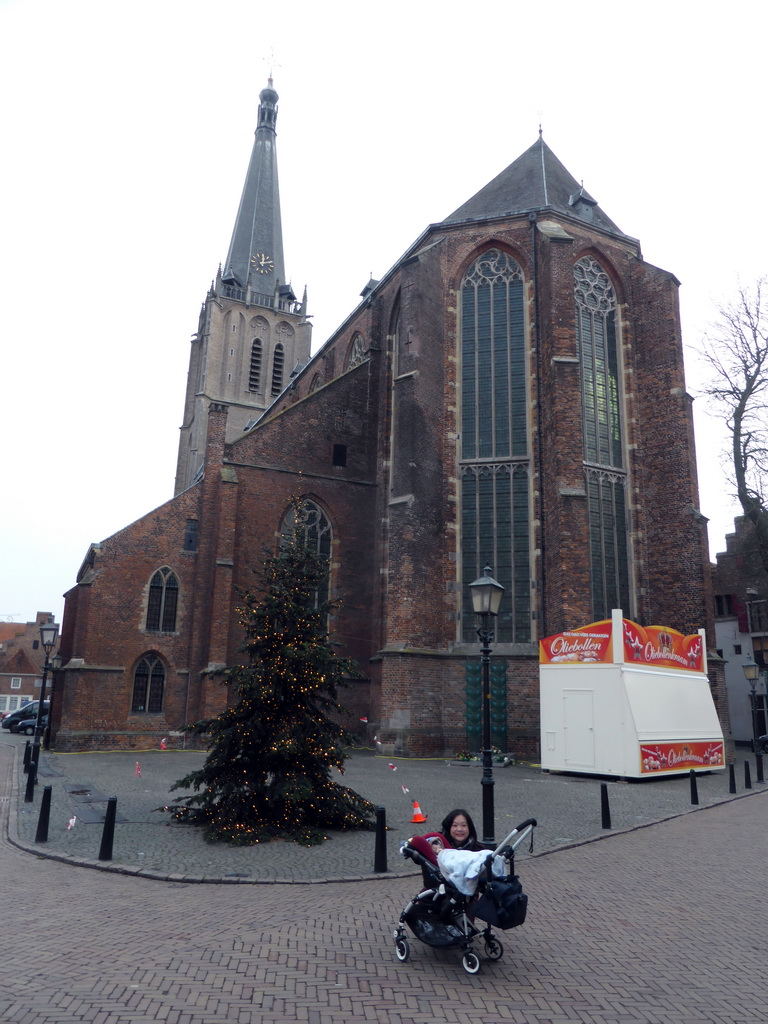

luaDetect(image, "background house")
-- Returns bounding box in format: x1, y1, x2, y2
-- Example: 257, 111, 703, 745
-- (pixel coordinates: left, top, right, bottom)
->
0, 612, 57, 715
712, 516, 767, 745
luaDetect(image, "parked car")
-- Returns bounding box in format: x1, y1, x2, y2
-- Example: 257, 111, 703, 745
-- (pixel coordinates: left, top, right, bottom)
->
1, 702, 33, 723
1, 701, 49, 731
15, 714, 48, 736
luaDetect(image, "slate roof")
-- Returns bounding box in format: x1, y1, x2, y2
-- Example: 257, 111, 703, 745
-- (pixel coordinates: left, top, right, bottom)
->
442, 135, 626, 238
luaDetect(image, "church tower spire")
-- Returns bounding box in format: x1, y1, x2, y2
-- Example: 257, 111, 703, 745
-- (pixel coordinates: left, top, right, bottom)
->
222, 78, 285, 291
174, 81, 311, 496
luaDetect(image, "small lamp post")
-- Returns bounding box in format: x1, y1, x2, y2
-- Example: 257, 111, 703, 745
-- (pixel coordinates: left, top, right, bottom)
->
743, 657, 761, 755
30, 622, 59, 781
469, 566, 505, 849
43, 652, 63, 750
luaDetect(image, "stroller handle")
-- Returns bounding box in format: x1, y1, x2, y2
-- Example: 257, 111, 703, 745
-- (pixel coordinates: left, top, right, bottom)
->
492, 818, 537, 858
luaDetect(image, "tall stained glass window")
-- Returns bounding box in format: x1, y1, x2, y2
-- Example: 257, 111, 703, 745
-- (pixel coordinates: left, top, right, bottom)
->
280, 499, 332, 609
574, 257, 630, 619
460, 249, 530, 642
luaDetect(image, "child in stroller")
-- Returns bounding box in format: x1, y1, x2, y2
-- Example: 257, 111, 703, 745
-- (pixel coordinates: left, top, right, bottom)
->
393, 818, 536, 974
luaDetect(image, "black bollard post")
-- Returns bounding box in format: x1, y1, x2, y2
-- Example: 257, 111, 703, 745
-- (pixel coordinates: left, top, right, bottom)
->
756, 754, 764, 784
745, 760, 752, 790
35, 785, 52, 843
600, 782, 611, 829
24, 763, 36, 802
374, 805, 388, 873
729, 763, 736, 794
689, 769, 699, 805
98, 796, 118, 861
23, 741, 31, 773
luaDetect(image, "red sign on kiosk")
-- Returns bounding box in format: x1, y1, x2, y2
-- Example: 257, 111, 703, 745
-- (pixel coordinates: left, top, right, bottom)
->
538, 620, 613, 664
540, 618, 704, 673
640, 740, 725, 773
622, 621, 704, 672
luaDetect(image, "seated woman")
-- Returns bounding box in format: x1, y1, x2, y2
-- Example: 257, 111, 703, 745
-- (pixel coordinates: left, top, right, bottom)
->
440, 808, 484, 851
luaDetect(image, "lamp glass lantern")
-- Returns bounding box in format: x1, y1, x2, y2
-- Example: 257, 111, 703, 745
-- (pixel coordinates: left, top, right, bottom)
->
469, 568, 505, 618
40, 622, 59, 654
743, 658, 760, 684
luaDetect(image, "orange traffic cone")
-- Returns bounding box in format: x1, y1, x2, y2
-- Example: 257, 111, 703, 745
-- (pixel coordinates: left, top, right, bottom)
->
411, 800, 428, 824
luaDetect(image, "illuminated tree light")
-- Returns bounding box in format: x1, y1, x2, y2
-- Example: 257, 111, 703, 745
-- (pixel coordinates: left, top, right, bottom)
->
166, 502, 374, 846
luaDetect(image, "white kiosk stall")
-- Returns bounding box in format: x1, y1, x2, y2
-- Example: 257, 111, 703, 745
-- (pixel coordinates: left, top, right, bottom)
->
539, 609, 724, 778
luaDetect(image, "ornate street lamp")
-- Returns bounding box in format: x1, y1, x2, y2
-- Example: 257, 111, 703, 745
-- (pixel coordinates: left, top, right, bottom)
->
743, 657, 761, 755
30, 622, 59, 780
43, 652, 63, 750
469, 566, 505, 849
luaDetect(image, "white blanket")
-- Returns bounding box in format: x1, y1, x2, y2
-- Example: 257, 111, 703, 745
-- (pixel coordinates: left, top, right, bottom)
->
437, 849, 505, 895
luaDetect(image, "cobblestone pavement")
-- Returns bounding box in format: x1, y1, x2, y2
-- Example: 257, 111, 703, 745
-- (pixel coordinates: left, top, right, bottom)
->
2, 739, 767, 1023
5, 733, 766, 882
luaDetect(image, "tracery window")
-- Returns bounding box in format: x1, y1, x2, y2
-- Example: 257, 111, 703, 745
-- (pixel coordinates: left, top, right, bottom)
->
146, 567, 179, 632
271, 343, 285, 395
279, 499, 332, 608
574, 257, 630, 618
249, 339, 262, 391
460, 249, 530, 642
131, 653, 165, 713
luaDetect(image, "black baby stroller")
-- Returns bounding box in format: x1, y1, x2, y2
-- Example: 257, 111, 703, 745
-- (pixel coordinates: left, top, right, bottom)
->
393, 817, 536, 974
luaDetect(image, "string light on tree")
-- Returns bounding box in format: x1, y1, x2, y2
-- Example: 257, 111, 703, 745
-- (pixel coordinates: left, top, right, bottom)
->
168, 497, 375, 846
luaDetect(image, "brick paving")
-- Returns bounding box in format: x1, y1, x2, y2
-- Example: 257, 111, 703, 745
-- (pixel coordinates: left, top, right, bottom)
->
2, 736, 767, 1022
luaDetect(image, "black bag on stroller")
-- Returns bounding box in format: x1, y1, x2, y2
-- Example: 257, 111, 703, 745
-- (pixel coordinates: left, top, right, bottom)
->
472, 876, 528, 930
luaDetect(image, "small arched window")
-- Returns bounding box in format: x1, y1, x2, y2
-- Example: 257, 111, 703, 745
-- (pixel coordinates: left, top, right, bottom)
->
131, 653, 165, 713
249, 339, 262, 391
146, 567, 179, 632
271, 343, 285, 395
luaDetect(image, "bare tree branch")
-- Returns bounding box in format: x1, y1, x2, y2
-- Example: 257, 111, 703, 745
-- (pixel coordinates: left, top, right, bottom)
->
698, 278, 768, 574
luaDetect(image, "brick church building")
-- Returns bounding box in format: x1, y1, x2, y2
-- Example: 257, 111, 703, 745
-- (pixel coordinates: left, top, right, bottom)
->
54, 81, 727, 754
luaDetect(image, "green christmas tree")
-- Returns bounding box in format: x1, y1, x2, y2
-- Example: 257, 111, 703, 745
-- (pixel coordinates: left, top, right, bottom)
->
169, 504, 375, 845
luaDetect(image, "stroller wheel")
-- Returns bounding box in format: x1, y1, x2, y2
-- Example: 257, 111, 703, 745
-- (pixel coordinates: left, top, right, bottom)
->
484, 938, 504, 961
462, 950, 481, 974
395, 937, 410, 962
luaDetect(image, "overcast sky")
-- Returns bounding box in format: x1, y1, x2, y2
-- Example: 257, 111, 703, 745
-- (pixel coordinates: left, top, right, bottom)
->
1, 0, 765, 628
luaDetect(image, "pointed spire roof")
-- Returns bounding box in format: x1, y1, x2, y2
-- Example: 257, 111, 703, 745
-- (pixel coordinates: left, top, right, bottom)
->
222, 79, 286, 289
442, 135, 626, 237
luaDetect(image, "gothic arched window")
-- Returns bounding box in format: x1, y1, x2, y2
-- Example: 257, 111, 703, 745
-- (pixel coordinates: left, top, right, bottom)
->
460, 249, 530, 642
249, 339, 262, 391
574, 256, 630, 619
131, 653, 165, 713
271, 343, 285, 395
279, 499, 332, 608
146, 567, 179, 632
